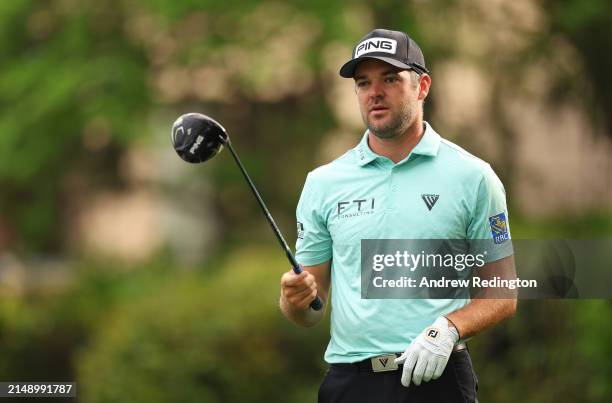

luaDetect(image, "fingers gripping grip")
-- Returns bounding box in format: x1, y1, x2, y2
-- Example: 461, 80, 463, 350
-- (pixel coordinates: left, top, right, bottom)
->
291, 263, 324, 311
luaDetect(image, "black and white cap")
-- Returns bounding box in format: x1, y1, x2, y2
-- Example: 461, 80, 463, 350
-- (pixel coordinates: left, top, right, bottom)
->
339, 28, 429, 78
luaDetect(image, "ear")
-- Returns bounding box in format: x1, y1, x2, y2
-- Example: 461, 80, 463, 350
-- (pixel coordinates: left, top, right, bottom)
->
418, 74, 431, 101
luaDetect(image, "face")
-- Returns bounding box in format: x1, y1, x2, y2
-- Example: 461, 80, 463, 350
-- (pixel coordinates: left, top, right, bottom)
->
354, 59, 427, 139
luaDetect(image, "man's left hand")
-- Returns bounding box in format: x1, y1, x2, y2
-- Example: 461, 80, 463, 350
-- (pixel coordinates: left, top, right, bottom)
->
394, 316, 459, 387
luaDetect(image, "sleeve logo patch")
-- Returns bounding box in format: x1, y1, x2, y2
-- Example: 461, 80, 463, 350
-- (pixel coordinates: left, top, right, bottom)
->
297, 222, 304, 239
489, 213, 509, 244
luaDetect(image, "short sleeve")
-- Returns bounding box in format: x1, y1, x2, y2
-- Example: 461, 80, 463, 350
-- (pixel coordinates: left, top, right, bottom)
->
467, 164, 514, 262
295, 173, 333, 266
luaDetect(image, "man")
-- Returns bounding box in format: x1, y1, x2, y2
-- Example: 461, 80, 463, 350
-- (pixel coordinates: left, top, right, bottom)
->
280, 28, 517, 403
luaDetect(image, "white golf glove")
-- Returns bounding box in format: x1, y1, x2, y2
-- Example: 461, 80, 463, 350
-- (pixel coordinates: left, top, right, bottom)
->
394, 316, 459, 387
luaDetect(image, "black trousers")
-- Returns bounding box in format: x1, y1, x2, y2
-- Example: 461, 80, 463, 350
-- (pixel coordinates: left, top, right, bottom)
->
318, 350, 478, 403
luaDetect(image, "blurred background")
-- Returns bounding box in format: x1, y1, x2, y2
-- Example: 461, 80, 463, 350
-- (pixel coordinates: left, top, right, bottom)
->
1, 0, 611, 402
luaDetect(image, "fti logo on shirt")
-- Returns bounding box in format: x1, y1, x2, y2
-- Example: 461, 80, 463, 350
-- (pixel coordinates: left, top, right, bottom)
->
337, 198, 376, 219
489, 213, 509, 244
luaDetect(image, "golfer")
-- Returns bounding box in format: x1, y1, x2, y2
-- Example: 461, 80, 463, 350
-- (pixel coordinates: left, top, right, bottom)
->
280, 28, 516, 403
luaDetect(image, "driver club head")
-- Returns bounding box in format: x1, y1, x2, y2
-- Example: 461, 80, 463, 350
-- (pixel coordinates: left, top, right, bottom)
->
171, 113, 229, 163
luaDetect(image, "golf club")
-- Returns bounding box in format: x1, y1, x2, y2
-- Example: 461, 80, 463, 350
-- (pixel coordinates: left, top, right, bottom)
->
171, 112, 323, 311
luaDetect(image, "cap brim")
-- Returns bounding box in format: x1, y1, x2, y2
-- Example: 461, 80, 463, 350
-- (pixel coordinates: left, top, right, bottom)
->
339, 56, 412, 78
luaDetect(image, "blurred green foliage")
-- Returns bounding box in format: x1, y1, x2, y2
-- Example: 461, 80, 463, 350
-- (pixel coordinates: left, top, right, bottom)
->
0, 249, 329, 403
544, 0, 612, 130
0, 0, 151, 251
1, 247, 611, 402
77, 249, 327, 403
1, 0, 610, 253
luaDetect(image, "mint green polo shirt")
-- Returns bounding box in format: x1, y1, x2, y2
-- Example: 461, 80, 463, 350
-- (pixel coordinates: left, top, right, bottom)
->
295, 122, 513, 364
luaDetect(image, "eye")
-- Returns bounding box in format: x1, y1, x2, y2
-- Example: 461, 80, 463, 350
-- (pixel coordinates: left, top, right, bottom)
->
356, 80, 369, 89
384, 76, 398, 84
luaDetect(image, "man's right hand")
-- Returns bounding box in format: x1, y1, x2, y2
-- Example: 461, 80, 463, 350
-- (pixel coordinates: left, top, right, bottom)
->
280, 269, 318, 311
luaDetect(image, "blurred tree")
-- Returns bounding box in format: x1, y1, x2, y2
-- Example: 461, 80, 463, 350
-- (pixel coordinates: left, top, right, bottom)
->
1, 0, 610, 253
544, 0, 612, 135
0, 0, 150, 252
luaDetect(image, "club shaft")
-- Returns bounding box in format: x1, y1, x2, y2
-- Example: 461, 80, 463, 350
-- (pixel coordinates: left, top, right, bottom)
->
224, 142, 322, 311
225, 142, 300, 270
225, 140, 323, 311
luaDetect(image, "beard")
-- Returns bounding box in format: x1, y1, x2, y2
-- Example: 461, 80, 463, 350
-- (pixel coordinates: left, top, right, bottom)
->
363, 97, 417, 139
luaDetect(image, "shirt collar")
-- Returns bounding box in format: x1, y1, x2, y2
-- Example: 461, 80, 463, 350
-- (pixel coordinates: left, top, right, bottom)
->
354, 121, 441, 167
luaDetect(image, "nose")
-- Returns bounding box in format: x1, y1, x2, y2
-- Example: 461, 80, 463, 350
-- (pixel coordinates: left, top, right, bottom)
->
368, 79, 385, 100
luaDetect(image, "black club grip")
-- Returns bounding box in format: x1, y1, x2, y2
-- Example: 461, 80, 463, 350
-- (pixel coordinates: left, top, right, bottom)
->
310, 296, 324, 311
290, 255, 324, 311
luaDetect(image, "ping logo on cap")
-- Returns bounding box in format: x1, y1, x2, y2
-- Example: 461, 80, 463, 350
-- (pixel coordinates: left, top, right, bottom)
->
354, 37, 397, 58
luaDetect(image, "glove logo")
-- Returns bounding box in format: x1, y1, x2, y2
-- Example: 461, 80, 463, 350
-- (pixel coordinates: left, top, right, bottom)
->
426, 328, 439, 339
296, 222, 304, 239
